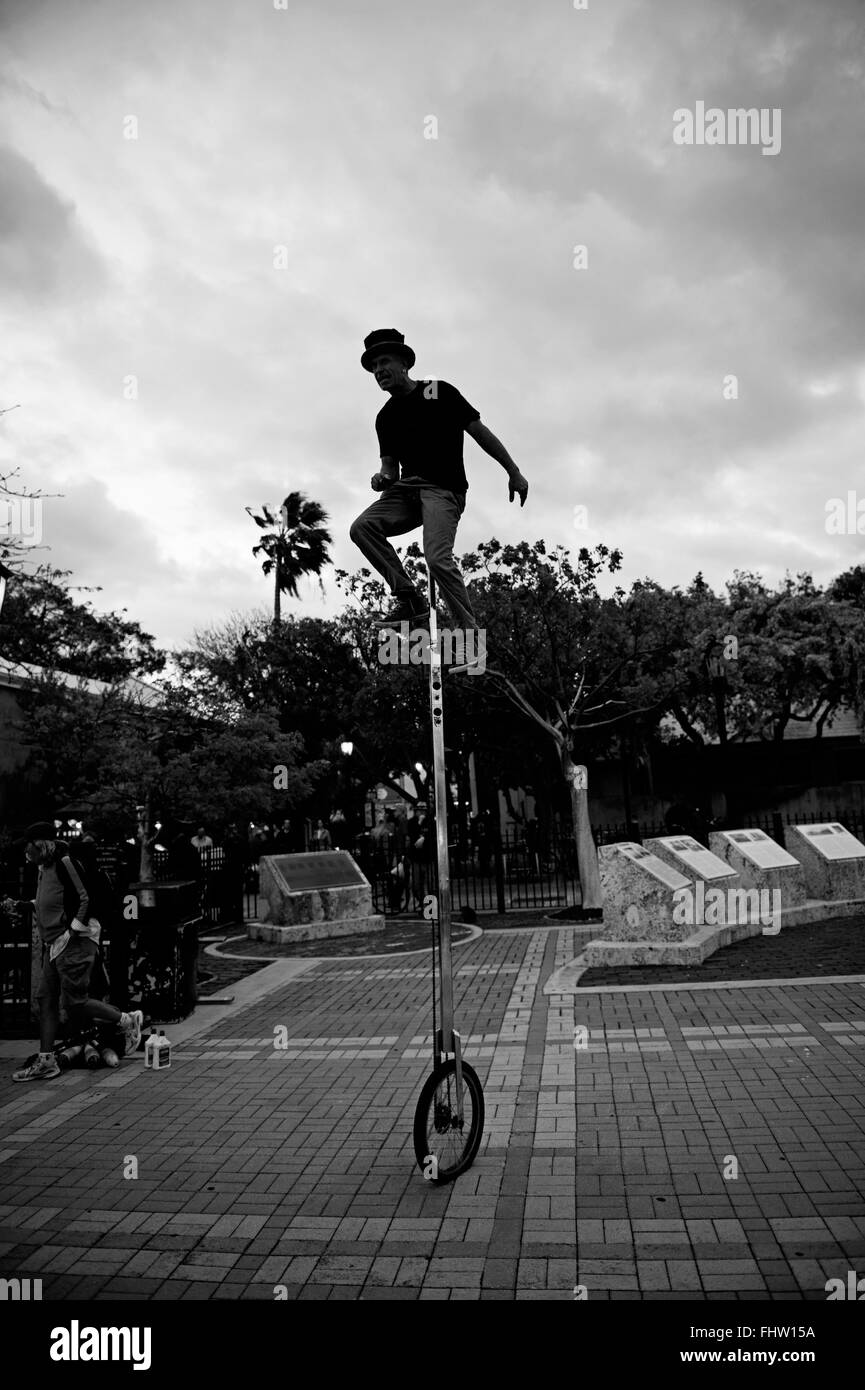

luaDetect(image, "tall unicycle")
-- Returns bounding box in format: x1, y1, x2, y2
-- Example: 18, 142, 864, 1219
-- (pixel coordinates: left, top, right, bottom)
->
412, 574, 484, 1184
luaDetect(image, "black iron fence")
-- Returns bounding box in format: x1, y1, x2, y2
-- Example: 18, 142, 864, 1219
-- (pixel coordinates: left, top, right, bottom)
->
164, 830, 581, 921
156, 807, 865, 920
0, 900, 33, 1035
347, 825, 579, 916
150, 847, 255, 927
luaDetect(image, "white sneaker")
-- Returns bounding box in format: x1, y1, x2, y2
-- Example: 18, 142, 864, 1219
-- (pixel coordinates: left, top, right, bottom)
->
13, 1053, 60, 1082
122, 1010, 144, 1054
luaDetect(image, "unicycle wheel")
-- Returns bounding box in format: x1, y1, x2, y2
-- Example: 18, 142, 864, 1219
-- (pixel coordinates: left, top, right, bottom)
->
413, 1059, 484, 1184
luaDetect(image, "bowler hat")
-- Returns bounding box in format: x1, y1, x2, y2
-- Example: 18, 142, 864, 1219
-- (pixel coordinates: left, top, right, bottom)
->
361, 328, 416, 372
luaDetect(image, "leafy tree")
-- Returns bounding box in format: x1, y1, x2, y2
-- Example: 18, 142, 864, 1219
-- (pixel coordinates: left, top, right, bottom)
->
246, 492, 333, 623
178, 610, 362, 755
0, 566, 165, 680
456, 540, 641, 909
17, 677, 325, 854
668, 571, 865, 744
829, 564, 865, 608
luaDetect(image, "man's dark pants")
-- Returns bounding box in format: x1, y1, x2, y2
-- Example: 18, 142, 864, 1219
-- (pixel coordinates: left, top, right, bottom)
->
349, 479, 476, 628
36, 936, 103, 1050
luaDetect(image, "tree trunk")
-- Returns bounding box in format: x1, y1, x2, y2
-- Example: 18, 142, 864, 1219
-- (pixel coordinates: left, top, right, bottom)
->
710, 684, 728, 831
620, 737, 634, 838
137, 792, 156, 909
714, 684, 727, 746
274, 562, 281, 624
562, 746, 601, 911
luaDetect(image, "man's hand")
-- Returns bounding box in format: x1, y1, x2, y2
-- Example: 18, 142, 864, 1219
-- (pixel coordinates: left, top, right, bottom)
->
370, 472, 391, 492
508, 470, 529, 506
49, 929, 70, 962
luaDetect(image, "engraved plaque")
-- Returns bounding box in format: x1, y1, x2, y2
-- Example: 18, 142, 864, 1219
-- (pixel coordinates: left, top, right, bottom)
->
795, 823, 865, 862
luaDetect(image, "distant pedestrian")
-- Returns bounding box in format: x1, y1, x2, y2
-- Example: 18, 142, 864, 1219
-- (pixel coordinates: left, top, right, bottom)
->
472, 811, 492, 873
169, 828, 200, 879
274, 819, 292, 853
222, 821, 249, 924
4, 823, 142, 1082
408, 804, 435, 910
328, 809, 346, 848
525, 815, 540, 874
191, 826, 213, 854
313, 819, 332, 850
664, 797, 709, 844
386, 811, 409, 912
370, 807, 390, 849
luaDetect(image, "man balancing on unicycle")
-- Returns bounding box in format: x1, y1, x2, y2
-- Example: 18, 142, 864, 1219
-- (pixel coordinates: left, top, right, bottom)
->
350, 328, 529, 630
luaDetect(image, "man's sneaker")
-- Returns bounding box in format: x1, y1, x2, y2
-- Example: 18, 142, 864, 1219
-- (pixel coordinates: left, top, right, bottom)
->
122, 1010, 144, 1054
377, 594, 429, 627
12, 1053, 60, 1083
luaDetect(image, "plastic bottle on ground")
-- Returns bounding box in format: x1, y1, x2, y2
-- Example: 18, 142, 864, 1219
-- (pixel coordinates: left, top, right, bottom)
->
154, 1028, 171, 1070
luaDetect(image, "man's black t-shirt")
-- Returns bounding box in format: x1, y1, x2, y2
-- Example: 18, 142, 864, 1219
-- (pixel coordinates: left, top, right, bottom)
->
375, 379, 480, 494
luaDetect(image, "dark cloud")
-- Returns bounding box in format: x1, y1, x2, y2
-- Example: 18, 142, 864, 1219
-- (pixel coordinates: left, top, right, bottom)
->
0, 146, 105, 299
36, 478, 169, 601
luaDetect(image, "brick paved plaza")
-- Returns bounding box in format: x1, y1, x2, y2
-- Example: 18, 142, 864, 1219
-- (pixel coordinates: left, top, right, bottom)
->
1, 923, 863, 1300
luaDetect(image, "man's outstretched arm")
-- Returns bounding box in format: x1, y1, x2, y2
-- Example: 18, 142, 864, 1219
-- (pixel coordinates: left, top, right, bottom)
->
466, 419, 528, 506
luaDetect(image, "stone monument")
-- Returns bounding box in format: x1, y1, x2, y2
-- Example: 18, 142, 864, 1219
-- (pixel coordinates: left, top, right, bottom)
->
784, 822, 865, 902
709, 828, 806, 907
249, 850, 385, 944
598, 842, 692, 941
644, 835, 740, 925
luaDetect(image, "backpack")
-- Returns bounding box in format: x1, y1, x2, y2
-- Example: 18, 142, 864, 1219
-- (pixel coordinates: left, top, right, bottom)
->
57, 852, 116, 921
55, 853, 93, 926
54, 853, 113, 997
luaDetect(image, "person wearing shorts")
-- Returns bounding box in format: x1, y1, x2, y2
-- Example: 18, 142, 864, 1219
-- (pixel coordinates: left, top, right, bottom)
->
5, 822, 143, 1082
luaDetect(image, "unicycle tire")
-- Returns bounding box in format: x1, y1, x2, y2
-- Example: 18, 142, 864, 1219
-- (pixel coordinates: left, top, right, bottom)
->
413, 1059, 484, 1184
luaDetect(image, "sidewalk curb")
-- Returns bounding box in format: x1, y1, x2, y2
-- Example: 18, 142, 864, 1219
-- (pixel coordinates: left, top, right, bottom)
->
205, 922, 483, 964
545, 966, 865, 995
145, 957, 321, 1047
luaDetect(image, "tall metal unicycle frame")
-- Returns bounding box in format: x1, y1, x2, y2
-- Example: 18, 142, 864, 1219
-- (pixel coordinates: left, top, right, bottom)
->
411, 574, 485, 1183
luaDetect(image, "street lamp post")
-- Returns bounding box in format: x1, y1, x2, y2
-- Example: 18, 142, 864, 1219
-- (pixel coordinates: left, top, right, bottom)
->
337, 739, 357, 846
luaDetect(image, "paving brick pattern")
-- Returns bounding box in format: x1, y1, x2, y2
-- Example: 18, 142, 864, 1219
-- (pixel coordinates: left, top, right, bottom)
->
0, 927, 863, 1299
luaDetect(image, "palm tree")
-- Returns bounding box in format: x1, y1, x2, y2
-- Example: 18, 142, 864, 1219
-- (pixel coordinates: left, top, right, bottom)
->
246, 492, 333, 623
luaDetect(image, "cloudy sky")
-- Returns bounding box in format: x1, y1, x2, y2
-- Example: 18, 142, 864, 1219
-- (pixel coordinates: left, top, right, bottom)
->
1, 0, 863, 653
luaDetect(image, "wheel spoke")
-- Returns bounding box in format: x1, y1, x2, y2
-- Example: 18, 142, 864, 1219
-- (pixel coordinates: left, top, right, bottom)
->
414, 1060, 484, 1183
